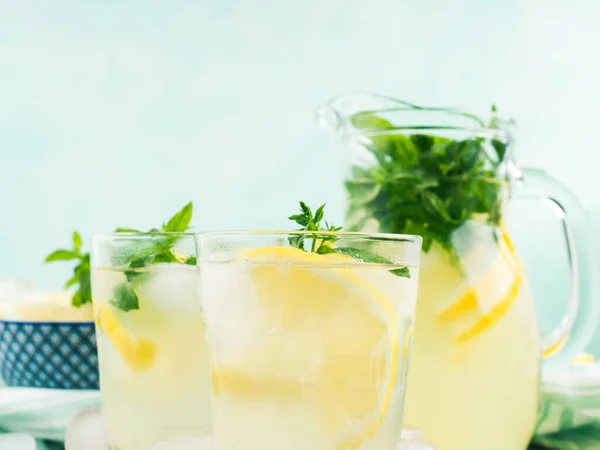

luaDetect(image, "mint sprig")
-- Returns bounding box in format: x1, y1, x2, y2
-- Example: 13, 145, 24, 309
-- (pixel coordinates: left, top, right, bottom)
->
108, 202, 195, 312
45, 202, 195, 310
288, 201, 342, 254
45, 231, 91, 307
288, 201, 410, 278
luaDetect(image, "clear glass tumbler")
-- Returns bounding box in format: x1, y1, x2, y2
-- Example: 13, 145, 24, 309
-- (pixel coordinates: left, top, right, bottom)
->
91, 233, 211, 450
196, 230, 422, 450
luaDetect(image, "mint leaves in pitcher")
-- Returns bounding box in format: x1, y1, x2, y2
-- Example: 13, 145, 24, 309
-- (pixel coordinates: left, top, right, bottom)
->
345, 106, 507, 256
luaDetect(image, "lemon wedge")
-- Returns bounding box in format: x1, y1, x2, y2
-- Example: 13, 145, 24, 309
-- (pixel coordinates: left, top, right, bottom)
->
212, 247, 402, 449
95, 305, 158, 371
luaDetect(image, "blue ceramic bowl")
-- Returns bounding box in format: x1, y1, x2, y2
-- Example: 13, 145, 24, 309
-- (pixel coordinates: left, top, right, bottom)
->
0, 320, 99, 390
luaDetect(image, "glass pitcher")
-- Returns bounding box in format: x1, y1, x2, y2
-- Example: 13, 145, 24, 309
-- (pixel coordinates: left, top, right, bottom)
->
318, 93, 599, 450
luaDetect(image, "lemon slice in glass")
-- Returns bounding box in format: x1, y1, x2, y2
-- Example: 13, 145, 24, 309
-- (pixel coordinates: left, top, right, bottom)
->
95, 304, 157, 371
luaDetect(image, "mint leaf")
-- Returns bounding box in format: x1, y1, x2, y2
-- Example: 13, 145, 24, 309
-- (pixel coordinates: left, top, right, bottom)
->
114, 227, 142, 233
45, 250, 80, 262
110, 283, 139, 312
60, 254, 91, 307
316, 244, 336, 255
352, 113, 393, 130
289, 214, 310, 227
124, 256, 153, 281
73, 232, 82, 254
491, 139, 506, 162
288, 233, 305, 251
64, 273, 79, 288
314, 203, 326, 223
333, 247, 411, 279
77, 256, 92, 306
333, 247, 391, 264
345, 180, 381, 207
299, 201, 312, 219
72, 290, 84, 308
389, 267, 411, 278
421, 191, 455, 223
163, 202, 193, 232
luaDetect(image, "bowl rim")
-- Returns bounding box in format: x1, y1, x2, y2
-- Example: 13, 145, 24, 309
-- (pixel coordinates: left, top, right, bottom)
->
0, 320, 95, 326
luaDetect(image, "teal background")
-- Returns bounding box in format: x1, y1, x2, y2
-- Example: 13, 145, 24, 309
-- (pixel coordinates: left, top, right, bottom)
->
0, 1, 599, 349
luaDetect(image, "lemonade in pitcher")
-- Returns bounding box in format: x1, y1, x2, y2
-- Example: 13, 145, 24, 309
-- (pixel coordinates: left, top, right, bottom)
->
196, 205, 423, 450
408, 223, 540, 450
320, 94, 598, 450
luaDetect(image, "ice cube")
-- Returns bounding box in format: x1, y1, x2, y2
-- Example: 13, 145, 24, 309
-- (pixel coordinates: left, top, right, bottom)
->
151, 435, 215, 450
133, 264, 201, 313
0, 433, 36, 450
401, 428, 422, 441
398, 428, 434, 450
65, 409, 108, 450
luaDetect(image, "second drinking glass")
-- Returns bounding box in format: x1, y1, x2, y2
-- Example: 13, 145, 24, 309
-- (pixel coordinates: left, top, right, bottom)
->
91, 232, 211, 450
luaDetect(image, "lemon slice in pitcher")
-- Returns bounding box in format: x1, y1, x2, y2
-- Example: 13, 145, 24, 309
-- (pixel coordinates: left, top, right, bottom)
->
436, 224, 525, 343
212, 247, 402, 449
454, 229, 524, 342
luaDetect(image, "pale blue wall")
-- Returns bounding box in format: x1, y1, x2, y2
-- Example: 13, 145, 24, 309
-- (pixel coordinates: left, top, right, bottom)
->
1, 1, 599, 345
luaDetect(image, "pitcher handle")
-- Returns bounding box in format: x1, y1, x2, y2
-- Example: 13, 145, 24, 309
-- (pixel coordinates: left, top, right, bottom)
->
511, 164, 599, 366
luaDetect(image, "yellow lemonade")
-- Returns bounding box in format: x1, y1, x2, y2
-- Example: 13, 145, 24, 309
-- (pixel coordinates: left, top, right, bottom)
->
92, 264, 211, 450
199, 245, 420, 450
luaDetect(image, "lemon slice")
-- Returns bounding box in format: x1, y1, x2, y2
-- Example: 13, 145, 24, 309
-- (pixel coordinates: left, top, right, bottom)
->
454, 228, 524, 343
95, 305, 158, 371
435, 226, 525, 343
542, 334, 568, 358
455, 272, 522, 343
572, 353, 594, 364
212, 247, 401, 449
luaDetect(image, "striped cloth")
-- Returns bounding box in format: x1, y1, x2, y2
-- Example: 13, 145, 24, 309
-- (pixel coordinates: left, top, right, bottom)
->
2, 360, 600, 450
0, 386, 99, 449
531, 356, 600, 449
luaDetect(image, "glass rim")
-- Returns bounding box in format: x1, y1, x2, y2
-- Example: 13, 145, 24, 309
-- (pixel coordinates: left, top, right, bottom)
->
92, 231, 195, 239
321, 91, 513, 142
197, 230, 423, 244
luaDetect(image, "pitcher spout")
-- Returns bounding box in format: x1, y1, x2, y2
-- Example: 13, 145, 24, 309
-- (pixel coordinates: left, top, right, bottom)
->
317, 92, 419, 134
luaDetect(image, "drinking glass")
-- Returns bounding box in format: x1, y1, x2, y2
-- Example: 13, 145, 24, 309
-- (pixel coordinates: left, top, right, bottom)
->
91, 233, 210, 450
196, 230, 422, 450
